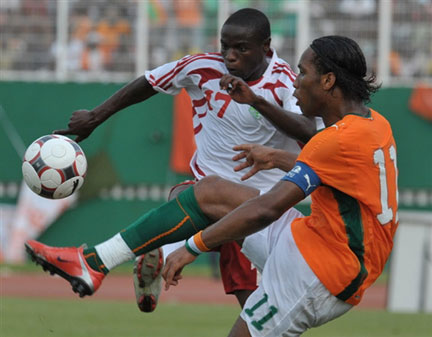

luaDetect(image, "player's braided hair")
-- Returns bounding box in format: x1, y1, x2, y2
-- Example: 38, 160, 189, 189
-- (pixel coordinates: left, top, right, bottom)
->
224, 8, 271, 43
310, 36, 380, 103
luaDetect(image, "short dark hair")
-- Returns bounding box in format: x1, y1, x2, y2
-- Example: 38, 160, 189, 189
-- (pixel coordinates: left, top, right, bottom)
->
310, 36, 380, 103
224, 8, 271, 42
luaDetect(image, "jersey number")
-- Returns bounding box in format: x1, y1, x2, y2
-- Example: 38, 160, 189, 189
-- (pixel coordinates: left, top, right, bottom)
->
215, 92, 231, 118
202, 90, 231, 118
373, 146, 398, 225
244, 293, 278, 331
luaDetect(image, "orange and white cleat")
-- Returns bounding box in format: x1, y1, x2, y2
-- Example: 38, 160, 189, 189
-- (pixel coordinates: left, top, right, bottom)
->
25, 240, 105, 297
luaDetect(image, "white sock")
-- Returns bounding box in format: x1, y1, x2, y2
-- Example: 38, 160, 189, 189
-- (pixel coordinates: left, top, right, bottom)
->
95, 233, 135, 270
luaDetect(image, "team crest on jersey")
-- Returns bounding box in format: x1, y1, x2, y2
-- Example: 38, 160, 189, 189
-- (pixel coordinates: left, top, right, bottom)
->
249, 106, 262, 120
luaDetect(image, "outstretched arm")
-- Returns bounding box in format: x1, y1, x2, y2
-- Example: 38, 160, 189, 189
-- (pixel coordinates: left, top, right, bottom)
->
54, 75, 158, 142
220, 74, 316, 144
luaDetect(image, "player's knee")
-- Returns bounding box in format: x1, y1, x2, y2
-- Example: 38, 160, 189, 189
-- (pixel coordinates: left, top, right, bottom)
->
193, 176, 231, 218
194, 175, 231, 201
194, 176, 259, 221
197, 175, 225, 188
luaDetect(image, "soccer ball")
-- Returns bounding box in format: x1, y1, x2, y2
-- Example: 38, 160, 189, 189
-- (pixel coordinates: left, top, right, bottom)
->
22, 134, 87, 199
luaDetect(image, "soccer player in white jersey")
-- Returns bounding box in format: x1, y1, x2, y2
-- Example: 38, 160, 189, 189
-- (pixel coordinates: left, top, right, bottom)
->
53, 8, 319, 312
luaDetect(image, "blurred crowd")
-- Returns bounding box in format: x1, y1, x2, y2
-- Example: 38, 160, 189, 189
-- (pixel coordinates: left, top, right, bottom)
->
0, 0, 431, 81
0, 0, 215, 73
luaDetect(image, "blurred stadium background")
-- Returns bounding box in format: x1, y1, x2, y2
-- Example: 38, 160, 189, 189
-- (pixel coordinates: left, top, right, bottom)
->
1, 0, 431, 332
0, 0, 432, 83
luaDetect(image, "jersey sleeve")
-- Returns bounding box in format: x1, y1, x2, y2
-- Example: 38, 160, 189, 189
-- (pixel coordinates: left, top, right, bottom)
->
144, 56, 196, 95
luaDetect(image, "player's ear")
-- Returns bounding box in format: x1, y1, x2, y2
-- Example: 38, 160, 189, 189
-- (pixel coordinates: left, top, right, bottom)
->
321, 72, 336, 91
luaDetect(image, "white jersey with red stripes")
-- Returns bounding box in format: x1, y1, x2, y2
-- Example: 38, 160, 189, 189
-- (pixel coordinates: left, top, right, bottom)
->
145, 49, 307, 192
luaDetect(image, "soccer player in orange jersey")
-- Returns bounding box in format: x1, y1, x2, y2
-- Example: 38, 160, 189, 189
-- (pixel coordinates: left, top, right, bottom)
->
163, 35, 399, 336
26, 36, 398, 336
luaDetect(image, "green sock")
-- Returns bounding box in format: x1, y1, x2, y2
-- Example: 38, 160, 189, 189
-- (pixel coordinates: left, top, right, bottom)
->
120, 186, 211, 256
83, 247, 109, 275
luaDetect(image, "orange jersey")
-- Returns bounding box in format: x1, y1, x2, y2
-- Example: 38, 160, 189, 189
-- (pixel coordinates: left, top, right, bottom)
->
291, 109, 399, 305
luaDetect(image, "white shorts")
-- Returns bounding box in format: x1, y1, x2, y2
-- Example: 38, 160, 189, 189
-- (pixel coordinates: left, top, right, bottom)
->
240, 208, 352, 337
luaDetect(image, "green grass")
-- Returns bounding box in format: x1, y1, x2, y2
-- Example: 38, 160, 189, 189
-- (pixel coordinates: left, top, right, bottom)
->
303, 309, 432, 337
1, 297, 431, 337
1, 297, 240, 337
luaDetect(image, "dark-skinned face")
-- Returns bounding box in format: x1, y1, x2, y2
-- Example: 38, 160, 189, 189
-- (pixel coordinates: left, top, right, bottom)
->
293, 48, 324, 118
220, 23, 270, 82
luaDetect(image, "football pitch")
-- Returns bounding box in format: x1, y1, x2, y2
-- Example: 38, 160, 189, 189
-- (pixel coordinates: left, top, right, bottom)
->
1, 297, 431, 337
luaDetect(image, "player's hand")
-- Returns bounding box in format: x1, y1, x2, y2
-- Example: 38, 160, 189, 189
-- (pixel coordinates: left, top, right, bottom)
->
53, 109, 98, 143
220, 74, 259, 105
232, 144, 278, 181
162, 246, 197, 290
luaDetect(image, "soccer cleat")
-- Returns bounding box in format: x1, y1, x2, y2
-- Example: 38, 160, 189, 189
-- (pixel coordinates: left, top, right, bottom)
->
133, 248, 164, 312
25, 240, 105, 297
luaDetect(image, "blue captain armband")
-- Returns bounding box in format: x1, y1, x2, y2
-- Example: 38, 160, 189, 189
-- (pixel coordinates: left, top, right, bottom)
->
282, 161, 321, 196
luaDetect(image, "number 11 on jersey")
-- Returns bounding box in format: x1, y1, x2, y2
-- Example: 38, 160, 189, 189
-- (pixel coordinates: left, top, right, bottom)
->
374, 145, 399, 225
